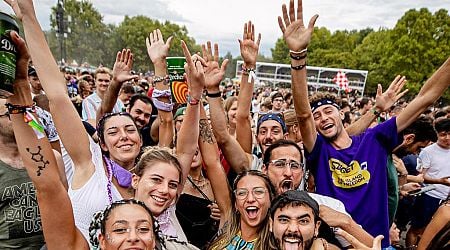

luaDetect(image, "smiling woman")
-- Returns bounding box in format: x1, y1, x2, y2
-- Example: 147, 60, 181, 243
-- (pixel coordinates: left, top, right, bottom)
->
209, 170, 275, 250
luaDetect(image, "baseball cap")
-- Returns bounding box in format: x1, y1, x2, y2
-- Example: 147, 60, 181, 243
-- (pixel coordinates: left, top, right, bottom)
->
174, 107, 186, 120
28, 66, 37, 76
270, 190, 319, 218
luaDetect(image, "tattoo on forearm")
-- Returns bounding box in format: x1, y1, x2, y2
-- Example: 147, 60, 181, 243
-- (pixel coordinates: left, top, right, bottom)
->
26, 146, 49, 176
199, 119, 215, 144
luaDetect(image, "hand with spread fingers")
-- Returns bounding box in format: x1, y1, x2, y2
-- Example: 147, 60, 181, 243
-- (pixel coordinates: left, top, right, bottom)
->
181, 40, 206, 100
145, 29, 173, 65
238, 21, 261, 69
278, 0, 318, 52
374, 75, 409, 112
336, 229, 383, 250
112, 49, 138, 84
201, 41, 228, 93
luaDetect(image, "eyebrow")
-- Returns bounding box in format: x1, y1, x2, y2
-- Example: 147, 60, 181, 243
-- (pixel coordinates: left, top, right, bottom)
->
277, 213, 311, 220
150, 174, 179, 183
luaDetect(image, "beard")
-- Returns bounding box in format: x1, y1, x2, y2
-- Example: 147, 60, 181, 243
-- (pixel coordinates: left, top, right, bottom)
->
275, 232, 315, 250
0, 121, 16, 144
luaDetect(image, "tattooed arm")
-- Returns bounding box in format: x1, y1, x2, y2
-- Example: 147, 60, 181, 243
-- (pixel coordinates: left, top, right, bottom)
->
199, 105, 232, 228
6, 29, 88, 250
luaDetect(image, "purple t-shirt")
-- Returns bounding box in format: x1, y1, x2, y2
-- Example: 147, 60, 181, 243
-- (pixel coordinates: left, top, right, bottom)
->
306, 118, 399, 248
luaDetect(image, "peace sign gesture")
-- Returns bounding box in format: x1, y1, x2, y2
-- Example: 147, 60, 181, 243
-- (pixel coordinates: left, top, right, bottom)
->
278, 0, 319, 52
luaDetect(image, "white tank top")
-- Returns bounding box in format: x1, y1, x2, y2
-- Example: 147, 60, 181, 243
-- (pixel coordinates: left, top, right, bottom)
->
68, 137, 122, 241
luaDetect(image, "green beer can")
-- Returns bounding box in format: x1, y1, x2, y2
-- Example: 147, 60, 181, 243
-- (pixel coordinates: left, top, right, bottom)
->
0, 12, 19, 99
166, 57, 187, 104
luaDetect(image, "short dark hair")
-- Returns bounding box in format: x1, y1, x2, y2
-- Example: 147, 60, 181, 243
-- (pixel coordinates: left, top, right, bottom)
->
128, 94, 153, 111
358, 97, 370, 109
435, 118, 450, 133
121, 83, 136, 95
401, 117, 437, 143
263, 139, 303, 166
270, 190, 320, 222
271, 92, 283, 102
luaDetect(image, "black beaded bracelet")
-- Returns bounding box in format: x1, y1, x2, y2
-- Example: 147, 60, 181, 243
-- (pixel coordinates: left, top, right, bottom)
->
290, 52, 307, 60
206, 91, 222, 98
291, 62, 307, 70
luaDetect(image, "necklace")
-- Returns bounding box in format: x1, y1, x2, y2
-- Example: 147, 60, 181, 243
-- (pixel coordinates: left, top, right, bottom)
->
188, 175, 207, 189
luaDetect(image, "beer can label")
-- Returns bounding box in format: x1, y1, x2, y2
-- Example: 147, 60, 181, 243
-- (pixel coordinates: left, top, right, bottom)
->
167, 57, 187, 104
0, 33, 17, 98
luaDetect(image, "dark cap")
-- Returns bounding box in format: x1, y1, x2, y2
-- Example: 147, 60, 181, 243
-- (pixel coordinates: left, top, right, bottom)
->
270, 190, 319, 218
257, 113, 287, 133
28, 66, 37, 76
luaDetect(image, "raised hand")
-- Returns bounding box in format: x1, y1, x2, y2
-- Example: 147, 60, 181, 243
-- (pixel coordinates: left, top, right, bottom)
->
145, 29, 173, 64
7, 30, 31, 104
201, 41, 228, 92
181, 40, 205, 99
374, 75, 408, 112
238, 21, 261, 69
335, 228, 384, 250
112, 49, 138, 84
278, 0, 318, 52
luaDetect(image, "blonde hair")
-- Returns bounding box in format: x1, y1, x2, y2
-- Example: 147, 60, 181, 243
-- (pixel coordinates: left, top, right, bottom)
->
134, 146, 182, 184
94, 67, 112, 79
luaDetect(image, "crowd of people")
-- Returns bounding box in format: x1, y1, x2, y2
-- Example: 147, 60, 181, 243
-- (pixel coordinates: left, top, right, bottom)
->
0, 0, 449, 250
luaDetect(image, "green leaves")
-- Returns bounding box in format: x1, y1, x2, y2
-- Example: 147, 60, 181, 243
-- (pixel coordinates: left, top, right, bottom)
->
270, 8, 450, 103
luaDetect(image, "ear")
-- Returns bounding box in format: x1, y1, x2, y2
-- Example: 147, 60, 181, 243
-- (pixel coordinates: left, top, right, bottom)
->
262, 164, 268, 175
283, 132, 288, 140
404, 134, 415, 144
126, 106, 130, 113
315, 220, 321, 237
131, 173, 140, 190
98, 233, 107, 249
339, 110, 345, 120
100, 141, 108, 152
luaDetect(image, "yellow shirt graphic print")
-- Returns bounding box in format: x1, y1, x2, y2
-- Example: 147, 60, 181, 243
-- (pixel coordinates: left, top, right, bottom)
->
329, 158, 370, 188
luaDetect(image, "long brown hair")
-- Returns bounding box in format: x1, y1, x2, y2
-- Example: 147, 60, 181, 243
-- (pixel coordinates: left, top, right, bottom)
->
208, 170, 275, 250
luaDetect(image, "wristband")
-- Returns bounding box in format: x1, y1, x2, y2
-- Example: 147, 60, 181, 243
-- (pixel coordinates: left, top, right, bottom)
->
5, 103, 36, 114
153, 75, 169, 85
289, 48, 308, 54
291, 62, 306, 70
187, 95, 200, 105
371, 107, 381, 117
290, 52, 307, 60
241, 65, 255, 75
152, 89, 172, 98
206, 91, 222, 98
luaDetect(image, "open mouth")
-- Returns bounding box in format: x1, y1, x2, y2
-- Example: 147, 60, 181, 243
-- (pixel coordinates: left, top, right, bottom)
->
283, 237, 302, 250
322, 124, 333, 130
280, 180, 293, 193
245, 206, 259, 219
151, 195, 168, 205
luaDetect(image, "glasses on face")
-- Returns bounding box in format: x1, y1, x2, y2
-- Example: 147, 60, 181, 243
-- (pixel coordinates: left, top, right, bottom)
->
234, 187, 267, 200
269, 159, 304, 172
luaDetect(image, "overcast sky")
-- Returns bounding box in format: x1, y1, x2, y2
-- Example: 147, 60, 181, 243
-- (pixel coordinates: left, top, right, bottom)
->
0, 0, 448, 57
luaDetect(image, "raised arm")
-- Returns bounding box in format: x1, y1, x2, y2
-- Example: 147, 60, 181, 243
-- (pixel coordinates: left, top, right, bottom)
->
146, 29, 173, 147
6, 29, 87, 250
396, 57, 450, 132
236, 21, 261, 153
278, 0, 318, 152
6, 0, 95, 185
346, 76, 408, 136
96, 49, 137, 124
203, 42, 252, 172
199, 105, 231, 228
175, 41, 204, 194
